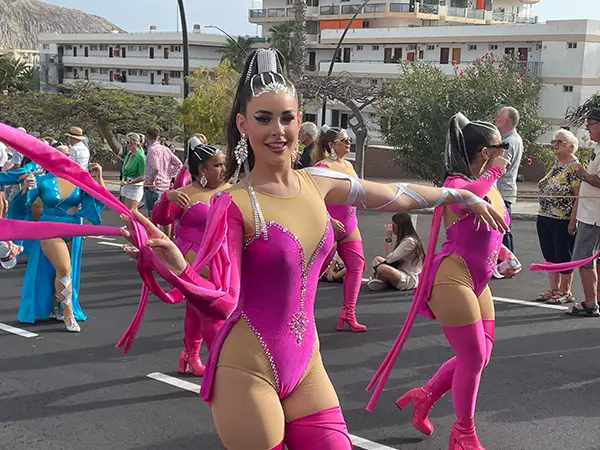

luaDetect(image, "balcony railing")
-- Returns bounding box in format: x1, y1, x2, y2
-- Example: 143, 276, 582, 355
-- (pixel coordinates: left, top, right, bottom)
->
268, 8, 286, 18
249, 8, 267, 18
320, 5, 339, 15
420, 4, 439, 14
389, 3, 412, 13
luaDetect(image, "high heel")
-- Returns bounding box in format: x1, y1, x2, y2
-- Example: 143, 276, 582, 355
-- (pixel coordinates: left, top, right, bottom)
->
395, 387, 437, 436
63, 316, 80, 333
448, 422, 485, 450
337, 307, 367, 332
178, 338, 205, 376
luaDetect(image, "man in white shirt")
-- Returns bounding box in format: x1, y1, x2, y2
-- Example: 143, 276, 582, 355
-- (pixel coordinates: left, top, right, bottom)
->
66, 126, 90, 169
568, 108, 600, 317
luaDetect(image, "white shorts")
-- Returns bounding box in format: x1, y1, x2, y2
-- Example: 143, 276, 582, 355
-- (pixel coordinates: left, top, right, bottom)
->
120, 183, 144, 203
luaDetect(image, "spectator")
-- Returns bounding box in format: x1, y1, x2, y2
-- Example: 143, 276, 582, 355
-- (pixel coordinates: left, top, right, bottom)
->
494, 106, 523, 255
143, 126, 183, 217
66, 126, 90, 169
367, 212, 424, 291
294, 122, 318, 169
119, 133, 146, 211
567, 108, 600, 317
535, 129, 580, 304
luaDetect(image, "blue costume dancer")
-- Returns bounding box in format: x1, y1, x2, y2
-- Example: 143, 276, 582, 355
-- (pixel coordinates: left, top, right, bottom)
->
11, 171, 104, 331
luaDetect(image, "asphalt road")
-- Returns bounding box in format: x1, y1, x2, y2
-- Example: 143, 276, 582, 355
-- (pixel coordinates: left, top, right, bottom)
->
0, 209, 599, 450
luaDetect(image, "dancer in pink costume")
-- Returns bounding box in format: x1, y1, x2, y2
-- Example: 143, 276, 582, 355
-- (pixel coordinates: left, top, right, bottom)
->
367, 113, 521, 450
0, 51, 507, 450
152, 143, 231, 376
313, 125, 366, 332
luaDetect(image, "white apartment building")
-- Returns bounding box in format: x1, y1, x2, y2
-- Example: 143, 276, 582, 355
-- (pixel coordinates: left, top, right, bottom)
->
38, 26, 227, 98
251, 0, 600, 145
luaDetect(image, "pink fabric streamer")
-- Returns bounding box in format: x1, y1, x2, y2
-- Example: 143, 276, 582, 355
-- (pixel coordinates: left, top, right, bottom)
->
0, 124, 229, 354
529, 251, 600, 273
365, 205, 444, 411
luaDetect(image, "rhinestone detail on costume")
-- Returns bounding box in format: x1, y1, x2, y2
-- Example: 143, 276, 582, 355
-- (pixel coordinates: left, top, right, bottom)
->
242, 312, 280, 392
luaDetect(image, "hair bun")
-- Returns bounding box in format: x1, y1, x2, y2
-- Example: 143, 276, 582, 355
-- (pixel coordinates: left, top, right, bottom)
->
320, 124, 331, 133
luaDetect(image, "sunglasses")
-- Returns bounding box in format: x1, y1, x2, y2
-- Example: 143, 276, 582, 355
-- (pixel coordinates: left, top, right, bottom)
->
335, 137, 353, 144
487, 142, 510, 150
551, 139, 569, 146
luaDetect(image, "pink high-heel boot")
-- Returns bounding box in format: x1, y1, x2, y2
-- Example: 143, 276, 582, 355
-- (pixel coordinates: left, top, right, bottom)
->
448, 422, 485, 450
395, 387, 438, 435
178, 338, 205, 376
337, 307, 367, 332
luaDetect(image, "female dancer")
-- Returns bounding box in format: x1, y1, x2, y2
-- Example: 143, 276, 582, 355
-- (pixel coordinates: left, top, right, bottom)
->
119, 51, 506, 450
12, 157, 106, 332
367, 113, 521, 449
120, 133, 146, 212
367, 212, 424, 291
152, 143, 231, 376
313, 126, 366, 332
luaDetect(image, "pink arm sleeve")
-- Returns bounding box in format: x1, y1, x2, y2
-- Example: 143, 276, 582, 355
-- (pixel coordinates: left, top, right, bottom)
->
151, 190, 184, 226
444, 166, 504, 215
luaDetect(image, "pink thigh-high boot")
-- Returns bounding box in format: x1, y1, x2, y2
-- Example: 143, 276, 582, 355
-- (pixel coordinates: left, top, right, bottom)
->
284, 406, 353, 450
336, 240, 367, 332
178, 301, 205, 376
396, 320, 495, 437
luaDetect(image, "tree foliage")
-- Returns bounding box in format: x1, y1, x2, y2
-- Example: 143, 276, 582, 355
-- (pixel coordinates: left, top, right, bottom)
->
220, 36, 256, 72
377, 54, 548, 185
0, 81, 181, 160
0, 56, 38, 92
566, 91, 600, 128
180, 60, 239, 145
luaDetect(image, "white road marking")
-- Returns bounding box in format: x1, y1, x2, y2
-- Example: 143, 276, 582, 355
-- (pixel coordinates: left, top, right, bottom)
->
492, 296, 569, 311
147, 372, 200, 393
0, 323, 38, 338
88, 236, 116, 241
147, 372, 395, 449
97, 242, 125, 248
359, 281, 569, 311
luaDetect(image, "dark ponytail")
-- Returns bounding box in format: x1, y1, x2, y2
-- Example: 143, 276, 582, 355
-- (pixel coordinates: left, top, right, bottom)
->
444, 112, 499, 180
224, 49, 297, 181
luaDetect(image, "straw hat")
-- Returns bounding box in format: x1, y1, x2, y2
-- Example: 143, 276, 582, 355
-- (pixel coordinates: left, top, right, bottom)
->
66, 126, 85, 140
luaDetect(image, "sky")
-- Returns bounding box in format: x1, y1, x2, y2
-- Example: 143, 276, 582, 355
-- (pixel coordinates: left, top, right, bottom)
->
41, 0, 600, 36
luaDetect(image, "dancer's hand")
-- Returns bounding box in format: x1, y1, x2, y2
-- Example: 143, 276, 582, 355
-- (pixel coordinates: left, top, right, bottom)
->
499, 256, 522, 278
468, 199, 509, 233
331, 219, 346, 235
6, 241, 23, 260
88, 163, 103, 179
167, 190, 191, 209
120, 210, 187, 275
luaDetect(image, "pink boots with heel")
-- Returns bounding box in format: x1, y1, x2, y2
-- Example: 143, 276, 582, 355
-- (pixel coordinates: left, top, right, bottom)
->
178, 338, 205, 376
395, 387, 438, 436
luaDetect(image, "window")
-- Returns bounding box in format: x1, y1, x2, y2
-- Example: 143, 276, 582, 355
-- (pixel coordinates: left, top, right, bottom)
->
303, 113, 317, 123
42, 44, 50, 50
128, 69, 138, 76
489, 44, 498, 50
138, 45, 149, 51
140, 70, 148, 76
99, 68, 109, 74
65, 45, 73, 50
65, 67, 73, 73
340, 113, 349, 130
171, 45, 181, 52
91, 68, 98, 74
408, 44, 417, 50
362, 21, 370, 28
419, 50, 424, 59
306, 0, 319, 6
99, 44, 108, 51
331, 110, 340, 127
170, 71, 182, 78
468, 44, 478, 51
372, 45, 380, 51
537, 43, 543, 50
567, 42, 578, 49
356, 45, 363, 51
427, 45, 435, 51
306, 21, 319, 35
563, 85, 574, 92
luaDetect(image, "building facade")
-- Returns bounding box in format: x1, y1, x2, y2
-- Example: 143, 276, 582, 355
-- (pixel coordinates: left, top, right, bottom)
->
251, 0, 600, 146
38, 26, 227, 98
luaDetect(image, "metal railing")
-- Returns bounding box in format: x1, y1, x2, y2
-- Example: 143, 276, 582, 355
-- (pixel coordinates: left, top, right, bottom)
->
268, 8, 286, 17
389, 3, 412, 13
249, 8, 267, 18
320, 5, 339, 15
420, 4, 439, 14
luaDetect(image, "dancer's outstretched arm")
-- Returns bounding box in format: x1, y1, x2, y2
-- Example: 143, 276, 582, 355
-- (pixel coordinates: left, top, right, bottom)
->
306, 168, 508, 233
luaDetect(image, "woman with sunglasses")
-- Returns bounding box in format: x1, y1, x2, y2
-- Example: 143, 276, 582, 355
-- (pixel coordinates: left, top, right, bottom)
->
368, 113, 521, 449
312, 126, 367, 332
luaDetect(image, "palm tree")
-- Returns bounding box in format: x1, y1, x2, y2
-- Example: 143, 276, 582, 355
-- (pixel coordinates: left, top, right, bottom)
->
290, 0, 307, 87
269, 21, 296, 68
0, 56, 30, 92
221, 36, 255, 72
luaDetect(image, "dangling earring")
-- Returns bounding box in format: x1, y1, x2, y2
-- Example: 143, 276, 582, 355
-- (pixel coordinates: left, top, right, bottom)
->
199, 174, 207, 187
232, 132, 249, 184
329, 149, 338, 161
291, 138, 300, 165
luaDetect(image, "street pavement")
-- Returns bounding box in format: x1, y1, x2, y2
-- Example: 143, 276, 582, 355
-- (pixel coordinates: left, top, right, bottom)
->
1, 208, 599, 450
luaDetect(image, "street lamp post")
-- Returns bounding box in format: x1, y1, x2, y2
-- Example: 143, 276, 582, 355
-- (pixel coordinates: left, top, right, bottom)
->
205, 25, 248, 56
320, 0, 372, 126
177, 0, 190, 100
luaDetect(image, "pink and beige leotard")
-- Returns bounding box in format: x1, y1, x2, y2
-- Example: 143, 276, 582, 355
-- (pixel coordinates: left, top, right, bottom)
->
314, 159, 358, 241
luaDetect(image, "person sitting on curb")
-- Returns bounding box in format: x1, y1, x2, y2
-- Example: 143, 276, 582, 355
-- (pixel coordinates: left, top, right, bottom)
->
368, 212, 424, 291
